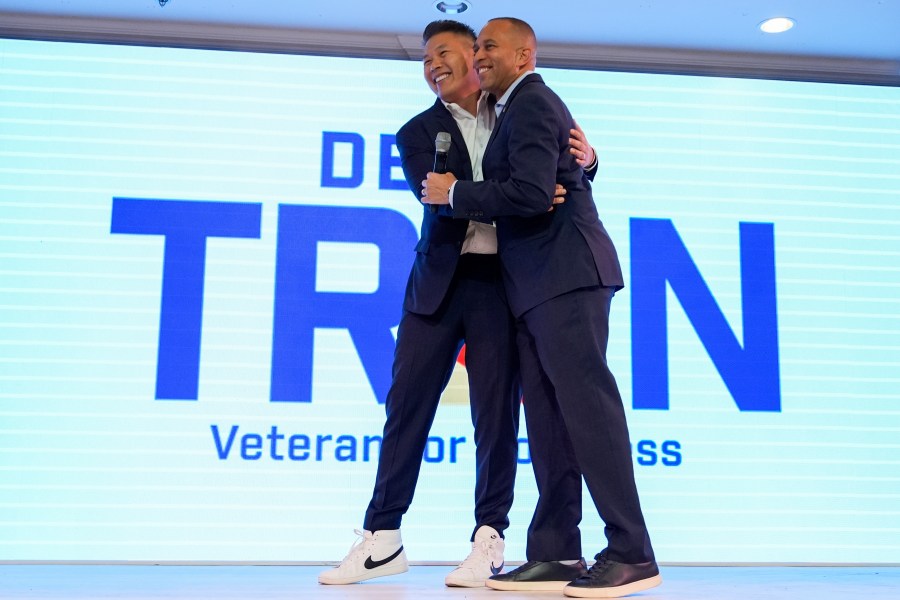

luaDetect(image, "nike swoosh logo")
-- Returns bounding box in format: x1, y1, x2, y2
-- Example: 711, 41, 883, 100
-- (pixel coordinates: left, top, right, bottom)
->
491, 561, 504, 576
364, 546, 404, 570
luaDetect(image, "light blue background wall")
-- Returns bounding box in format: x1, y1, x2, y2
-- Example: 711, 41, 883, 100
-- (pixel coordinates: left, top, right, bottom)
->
1, 39, 898, 563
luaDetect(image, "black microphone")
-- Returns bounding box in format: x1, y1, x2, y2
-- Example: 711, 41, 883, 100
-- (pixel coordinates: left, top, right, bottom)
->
430, 132, 451, 213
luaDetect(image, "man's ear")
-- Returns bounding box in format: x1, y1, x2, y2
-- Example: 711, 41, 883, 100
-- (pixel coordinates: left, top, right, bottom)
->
517, 46, 534, 70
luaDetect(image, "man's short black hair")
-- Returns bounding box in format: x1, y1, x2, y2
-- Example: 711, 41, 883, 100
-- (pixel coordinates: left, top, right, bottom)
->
422, 20, 477, 45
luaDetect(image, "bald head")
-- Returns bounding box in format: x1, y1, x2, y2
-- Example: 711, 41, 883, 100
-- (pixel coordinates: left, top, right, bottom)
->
474, 17, 538, 96
489, 18, 537, 53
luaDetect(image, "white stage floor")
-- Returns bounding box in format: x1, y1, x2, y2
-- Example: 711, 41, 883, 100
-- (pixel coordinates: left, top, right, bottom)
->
2, 565, 898, 599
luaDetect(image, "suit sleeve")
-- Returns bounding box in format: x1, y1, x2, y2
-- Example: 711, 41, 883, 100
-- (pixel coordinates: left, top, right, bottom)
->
453, 90, 561, 218
396, 121, 455, 218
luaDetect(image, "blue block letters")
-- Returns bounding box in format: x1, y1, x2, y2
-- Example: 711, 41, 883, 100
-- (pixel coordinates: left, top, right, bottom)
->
630, 218, 781, 412
270, 204, 417, 404
110, 198, 263, 400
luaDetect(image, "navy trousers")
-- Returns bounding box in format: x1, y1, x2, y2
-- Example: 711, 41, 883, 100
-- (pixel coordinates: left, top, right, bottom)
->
364, 254, 521, 540
517, 285, 655, 564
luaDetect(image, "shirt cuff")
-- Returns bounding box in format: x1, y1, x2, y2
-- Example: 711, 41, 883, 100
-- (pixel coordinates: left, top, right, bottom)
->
449, 180, 458, 208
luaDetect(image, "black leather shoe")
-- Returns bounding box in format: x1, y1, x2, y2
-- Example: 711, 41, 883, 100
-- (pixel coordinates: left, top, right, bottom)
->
486, 558, 588, 591
563, 550, 662, 598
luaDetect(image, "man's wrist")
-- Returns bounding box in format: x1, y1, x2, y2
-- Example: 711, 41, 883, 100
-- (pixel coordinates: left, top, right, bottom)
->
586, 147, 599, 171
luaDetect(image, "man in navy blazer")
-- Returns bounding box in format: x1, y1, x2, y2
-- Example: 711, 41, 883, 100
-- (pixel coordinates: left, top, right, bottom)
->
319, 20, 519, 588
424, 17, 661, 599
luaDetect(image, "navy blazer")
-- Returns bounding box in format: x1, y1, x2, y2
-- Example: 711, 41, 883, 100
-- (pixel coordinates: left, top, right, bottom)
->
452, 74, 624, 317
395, 99, 474, 316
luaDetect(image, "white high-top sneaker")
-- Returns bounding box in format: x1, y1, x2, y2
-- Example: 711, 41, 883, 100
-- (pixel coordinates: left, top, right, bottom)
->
444, 525, 505, 587
318, 529, 408, 585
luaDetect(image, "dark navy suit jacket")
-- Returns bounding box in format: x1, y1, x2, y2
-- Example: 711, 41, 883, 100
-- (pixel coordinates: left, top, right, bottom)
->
395, 98, 475, 316
452, 74, 624, 317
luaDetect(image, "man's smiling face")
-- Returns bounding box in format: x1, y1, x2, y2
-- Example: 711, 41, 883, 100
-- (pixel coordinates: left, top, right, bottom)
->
422, 31, 479, 104
474, 19, 528, 98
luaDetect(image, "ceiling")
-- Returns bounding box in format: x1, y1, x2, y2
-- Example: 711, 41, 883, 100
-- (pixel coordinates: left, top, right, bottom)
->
1, 0, 899, 85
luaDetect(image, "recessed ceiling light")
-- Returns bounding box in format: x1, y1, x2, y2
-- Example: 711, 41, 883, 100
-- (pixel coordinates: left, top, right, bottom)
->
434, 1, 472, 15
759, 17, 795, 34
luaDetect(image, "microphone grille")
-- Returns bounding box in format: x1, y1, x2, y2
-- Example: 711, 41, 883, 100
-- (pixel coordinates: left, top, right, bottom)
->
435, 131, 451, 152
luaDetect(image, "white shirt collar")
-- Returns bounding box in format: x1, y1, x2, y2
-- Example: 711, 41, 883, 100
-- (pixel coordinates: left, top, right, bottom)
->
441, 91, 491, 119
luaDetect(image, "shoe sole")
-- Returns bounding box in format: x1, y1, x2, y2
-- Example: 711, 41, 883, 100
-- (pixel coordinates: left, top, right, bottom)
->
318, 561, 409, 585
486, 578, 572, 592
444, 578, 486, 588
563, 573, 662, 598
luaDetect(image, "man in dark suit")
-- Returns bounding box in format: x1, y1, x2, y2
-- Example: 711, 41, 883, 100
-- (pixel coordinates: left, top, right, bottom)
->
318, 20, 518, 588
423, 17, 661, 599
319, 19, 598, 588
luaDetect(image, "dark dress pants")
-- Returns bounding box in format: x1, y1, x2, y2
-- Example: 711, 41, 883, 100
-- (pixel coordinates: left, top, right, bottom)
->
364, 254, 520, 540
517, 285, 655, 564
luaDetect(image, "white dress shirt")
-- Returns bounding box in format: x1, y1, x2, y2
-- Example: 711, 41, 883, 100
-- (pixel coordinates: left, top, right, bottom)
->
442, 92, 497, 255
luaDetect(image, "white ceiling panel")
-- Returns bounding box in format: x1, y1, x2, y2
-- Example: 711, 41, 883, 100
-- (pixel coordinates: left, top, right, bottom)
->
1, 0, 899, 84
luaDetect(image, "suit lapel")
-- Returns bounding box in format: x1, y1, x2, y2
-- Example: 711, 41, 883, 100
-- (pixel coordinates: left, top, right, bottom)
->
484, 73, 544, 155
432, 99, 473, 181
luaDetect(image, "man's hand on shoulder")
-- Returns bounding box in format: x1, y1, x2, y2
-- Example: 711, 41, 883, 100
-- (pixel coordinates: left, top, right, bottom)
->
569, 119, 597, 171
